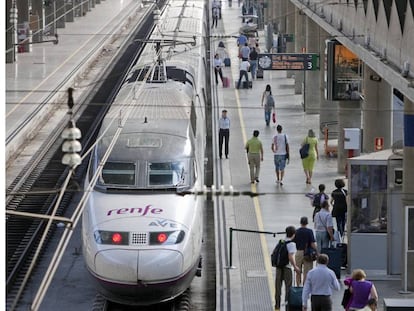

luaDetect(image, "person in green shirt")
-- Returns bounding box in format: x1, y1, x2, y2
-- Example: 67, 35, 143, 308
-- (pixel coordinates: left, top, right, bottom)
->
245, 130, 264, 183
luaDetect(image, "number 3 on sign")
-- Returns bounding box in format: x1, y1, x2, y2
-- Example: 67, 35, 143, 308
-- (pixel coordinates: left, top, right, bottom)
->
307, 61, 312, 70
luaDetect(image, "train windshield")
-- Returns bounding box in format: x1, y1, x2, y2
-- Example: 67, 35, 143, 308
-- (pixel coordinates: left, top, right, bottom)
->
101, 162, 136, 185
148, 161, 188, 187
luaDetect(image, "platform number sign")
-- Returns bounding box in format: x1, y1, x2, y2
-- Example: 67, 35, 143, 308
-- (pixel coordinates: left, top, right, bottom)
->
258, 53, 319, 71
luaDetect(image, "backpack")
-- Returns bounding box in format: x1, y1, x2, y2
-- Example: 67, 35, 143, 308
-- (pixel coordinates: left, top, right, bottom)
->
312, 193, 323, 208
271, 239, 292, 268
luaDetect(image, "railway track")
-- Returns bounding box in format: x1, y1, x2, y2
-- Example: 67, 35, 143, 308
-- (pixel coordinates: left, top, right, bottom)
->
5, 2, 167, 309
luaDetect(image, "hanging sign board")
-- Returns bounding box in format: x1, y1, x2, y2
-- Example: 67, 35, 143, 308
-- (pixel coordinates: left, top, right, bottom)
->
258, 53, 319, 71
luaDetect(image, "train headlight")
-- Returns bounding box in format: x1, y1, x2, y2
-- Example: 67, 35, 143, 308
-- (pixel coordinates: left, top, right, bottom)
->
94, 230, 129, 245
149, 230, 185, 245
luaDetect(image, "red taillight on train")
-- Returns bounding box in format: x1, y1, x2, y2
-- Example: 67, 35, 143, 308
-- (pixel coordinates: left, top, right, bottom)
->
112, 232, 123, 244
157, 233, 168, 243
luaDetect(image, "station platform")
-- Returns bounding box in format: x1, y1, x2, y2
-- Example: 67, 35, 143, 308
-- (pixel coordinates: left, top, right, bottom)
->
5, 0, 414, 310
212, 2, 414, 311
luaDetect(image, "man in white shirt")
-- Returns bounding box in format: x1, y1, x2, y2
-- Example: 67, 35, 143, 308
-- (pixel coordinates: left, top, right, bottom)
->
237, 60, 250, 89
274, 226, 301, 311
271, 125, 289, 185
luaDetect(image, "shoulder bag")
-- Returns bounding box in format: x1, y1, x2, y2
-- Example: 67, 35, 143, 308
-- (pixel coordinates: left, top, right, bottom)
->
299, 137, 310, 159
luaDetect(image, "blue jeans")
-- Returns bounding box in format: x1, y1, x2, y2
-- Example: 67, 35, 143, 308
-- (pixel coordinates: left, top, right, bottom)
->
264, 110, 271, 125
316, 230, 330, 253
237, 70, 249, 88
249, 60, 257, 79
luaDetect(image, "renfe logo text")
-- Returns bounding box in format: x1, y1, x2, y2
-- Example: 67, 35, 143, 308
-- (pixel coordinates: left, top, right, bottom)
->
107, 205, 163, 217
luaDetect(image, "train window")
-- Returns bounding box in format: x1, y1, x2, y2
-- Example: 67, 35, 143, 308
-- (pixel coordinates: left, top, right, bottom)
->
101, 162, 136, 185
148, 161, 187, 186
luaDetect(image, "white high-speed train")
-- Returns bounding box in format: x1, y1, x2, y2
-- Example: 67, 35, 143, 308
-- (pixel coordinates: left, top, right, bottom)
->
82, 0, 207, 305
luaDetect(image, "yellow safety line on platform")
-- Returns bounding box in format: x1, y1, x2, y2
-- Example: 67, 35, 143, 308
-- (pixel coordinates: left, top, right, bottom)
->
235, 88, 275, 307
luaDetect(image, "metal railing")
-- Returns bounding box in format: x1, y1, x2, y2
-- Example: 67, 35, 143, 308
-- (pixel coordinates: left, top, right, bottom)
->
228, 227, 285, 267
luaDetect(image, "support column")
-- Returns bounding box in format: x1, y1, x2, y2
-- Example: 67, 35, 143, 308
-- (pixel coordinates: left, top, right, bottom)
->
286, 1, 295, 52
44, 0, 56, 35
17, 0, 29, 27
402, 98, 414, 291
294, 7, 305, 94
31, 0, 43, 43
6, 0, 16, 63
17, 0, 30, 52
279, 0, 286, 34
286, 1, 295, 78
65, 0, 74, 22
304, 17, 320, 114
319, 29, 338, 139
337, 101, 362, 173
273, 0, 281, 33
362, 65, 392, 153
56, 0, 66, 28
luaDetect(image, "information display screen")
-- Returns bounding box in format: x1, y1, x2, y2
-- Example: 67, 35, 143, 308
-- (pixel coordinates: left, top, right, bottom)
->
258, 53, 319, 71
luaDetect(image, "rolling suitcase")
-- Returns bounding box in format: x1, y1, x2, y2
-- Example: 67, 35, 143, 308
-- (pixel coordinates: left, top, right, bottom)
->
222, 77, 229, 88
224, 57, 231, 67
242, 80, 252, 89
287, 274, 303, 311
256, 68, 264, 79
321, 246, 342, 279
336, 242, 348, 268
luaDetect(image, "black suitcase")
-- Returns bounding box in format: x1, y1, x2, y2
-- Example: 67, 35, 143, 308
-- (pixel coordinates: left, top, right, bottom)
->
256, 68, 264, 79
224, 57, 231, 67
242, 80, 252, 88
336, 242, 348, 268
321, 246, 342, 279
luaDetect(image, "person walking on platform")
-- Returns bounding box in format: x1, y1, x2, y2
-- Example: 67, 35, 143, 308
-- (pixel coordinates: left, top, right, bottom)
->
216, 41, 229, 63
211, 6, 219, 28
302, 254, 340, 311
301, 129, 319, 184
213, 53, 224, 85
237, 59, 250, 89
274, 226, 301, 311
293, 216, 317, 286
218, 109, 230, 159
314, 201, 334, 253
237, 33, 248, 48
249, 46, 258, 79
271, 125, 289, 185
240, 42, 250, 61
311, 184, 329, 222
261, 84, 275, 126
344, 269, 378, 311
330, 178, 348, 238
245, 130, 263, 183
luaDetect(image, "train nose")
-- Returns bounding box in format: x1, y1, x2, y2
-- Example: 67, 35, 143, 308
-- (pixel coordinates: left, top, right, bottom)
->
94, 249, 184, 283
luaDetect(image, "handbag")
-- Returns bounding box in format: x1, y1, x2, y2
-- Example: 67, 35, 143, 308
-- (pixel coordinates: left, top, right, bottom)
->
272, 112, 276, 124
304, 246, 317, 262
341, 287, 352, 308
299, 138, 310, 159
